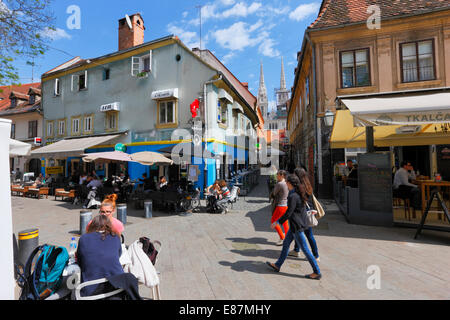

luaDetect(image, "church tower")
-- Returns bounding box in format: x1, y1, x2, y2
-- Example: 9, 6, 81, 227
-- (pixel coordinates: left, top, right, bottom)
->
257, 62, 268, 121
276, 56, 289, 109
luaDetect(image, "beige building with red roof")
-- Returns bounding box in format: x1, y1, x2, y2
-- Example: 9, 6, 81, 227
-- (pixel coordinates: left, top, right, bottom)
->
287, 0, 450, 200
0, 83, 43, 176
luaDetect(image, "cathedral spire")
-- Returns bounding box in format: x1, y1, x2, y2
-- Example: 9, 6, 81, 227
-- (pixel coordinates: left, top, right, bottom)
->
257, 61, 268, 119
258, 61, 267, 103
280, 56, 286, 90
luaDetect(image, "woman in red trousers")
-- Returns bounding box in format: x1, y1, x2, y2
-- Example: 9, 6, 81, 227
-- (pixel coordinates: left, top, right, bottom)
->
269, 170, 289, 245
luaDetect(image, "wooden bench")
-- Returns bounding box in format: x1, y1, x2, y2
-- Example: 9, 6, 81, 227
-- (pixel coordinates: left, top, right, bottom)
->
16, 186, 30, 197
11, 185, 23, 196
27, 187, 49, 200
54, 188, 76, 202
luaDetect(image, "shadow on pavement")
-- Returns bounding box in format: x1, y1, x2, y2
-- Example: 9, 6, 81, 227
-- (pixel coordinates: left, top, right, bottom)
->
218, 260, 308, 279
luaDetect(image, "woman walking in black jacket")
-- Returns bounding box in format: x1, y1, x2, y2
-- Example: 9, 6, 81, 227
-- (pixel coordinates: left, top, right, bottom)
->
266, 174, 322, 280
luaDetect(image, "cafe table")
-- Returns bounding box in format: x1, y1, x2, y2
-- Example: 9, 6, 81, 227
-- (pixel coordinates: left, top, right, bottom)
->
413, 180, 450, 222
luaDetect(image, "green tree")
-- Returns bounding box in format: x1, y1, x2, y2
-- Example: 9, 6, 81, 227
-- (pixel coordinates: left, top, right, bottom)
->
0, 0, 55, 86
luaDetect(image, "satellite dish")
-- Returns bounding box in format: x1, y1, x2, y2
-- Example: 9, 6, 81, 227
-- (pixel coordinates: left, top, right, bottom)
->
125, 14, 133, 30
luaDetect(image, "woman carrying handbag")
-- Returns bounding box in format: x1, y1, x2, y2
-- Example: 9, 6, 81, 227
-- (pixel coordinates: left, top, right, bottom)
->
288, 168, 321, 261
266, 174, 322, 280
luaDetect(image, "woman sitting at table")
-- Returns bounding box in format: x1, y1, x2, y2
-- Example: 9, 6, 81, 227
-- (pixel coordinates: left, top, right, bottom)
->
216, 180, 232, 213
206, 180, 221, 210
76, 214, 124, 297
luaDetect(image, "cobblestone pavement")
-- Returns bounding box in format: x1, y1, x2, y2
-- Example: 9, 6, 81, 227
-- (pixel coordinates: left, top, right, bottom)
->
12, 176, 450, 300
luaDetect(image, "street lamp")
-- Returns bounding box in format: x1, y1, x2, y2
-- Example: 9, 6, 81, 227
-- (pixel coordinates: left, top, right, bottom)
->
323, 110, 335, 127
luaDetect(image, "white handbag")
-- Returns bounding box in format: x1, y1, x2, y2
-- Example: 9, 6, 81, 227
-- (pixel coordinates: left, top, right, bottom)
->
305, 203, 319, 227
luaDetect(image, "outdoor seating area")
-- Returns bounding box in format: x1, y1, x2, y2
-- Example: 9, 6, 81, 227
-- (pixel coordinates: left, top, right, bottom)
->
10, 184, 49, 200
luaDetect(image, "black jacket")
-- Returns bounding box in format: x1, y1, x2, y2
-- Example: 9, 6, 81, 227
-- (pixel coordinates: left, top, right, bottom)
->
278, 190, 313, 233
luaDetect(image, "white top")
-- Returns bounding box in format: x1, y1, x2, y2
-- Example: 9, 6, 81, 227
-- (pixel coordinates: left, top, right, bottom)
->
393, 167, 417, 189
87, 179, 102, 189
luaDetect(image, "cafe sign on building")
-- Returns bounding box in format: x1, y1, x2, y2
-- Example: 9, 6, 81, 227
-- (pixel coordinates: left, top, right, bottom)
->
151, 88, 179, 100
100, 102, 120, 112
341, 92, 450, 126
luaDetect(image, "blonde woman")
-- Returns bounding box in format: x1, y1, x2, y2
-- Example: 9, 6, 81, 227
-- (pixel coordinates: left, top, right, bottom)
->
87, 194, 124, 236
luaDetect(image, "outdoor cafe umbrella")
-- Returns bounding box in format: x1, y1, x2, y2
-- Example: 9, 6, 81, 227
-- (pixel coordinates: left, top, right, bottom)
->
82, 151, 134, 163
157, 143, 217, 159
130, 151, 173, 166
9, 138, 31, 157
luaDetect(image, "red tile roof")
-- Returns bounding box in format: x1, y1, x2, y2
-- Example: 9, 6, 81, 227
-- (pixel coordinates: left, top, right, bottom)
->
309, 0, 450, 30
0, 82, 41, 113
192, 48, 257, 110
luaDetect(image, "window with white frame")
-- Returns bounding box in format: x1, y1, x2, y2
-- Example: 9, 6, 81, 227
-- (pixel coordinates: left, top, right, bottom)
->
71, 71, 88, 91
131, 50, 153, 77
83, 115, 93, 133
105, 112, 118, 131
217, 100, 227, 125
72, 117, 80, 135
47, 121, 54, 137
158, 100, 176, 124
58, 120, 66, 136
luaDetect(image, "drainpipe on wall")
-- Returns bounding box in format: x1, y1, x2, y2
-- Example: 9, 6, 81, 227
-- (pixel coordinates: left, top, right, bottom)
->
202, 74, 223, 191
305, 32, 319, 192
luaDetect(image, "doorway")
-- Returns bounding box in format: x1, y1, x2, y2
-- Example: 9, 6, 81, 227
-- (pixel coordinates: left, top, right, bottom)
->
402, 146, 430, 177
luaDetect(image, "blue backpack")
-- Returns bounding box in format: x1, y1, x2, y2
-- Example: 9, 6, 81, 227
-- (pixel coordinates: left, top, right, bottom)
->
18, 244, 69, 300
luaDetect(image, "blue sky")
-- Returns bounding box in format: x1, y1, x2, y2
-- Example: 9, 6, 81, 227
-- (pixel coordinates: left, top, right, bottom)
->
14, 0, 321, 110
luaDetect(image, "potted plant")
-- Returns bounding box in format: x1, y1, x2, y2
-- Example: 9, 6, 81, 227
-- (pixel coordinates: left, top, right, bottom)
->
137, 71, 148, 78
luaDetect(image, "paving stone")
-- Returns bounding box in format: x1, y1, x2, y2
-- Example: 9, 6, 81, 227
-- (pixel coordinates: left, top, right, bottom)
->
11, 176, 450, 300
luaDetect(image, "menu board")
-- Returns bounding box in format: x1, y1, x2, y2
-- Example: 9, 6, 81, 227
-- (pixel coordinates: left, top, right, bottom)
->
358, 153, 392, 213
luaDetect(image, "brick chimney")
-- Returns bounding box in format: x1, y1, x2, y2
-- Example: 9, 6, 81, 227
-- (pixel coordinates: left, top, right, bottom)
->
118, 13, 145, 51
241, 82, 249, 90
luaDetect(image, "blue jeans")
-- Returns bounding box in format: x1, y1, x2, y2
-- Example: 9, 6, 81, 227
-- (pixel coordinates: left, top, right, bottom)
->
293, 227, 319, 259
275, 229, 321, 275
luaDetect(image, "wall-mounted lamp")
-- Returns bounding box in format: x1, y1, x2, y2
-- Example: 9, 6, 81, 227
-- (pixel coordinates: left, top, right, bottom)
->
323, 110, 335, 127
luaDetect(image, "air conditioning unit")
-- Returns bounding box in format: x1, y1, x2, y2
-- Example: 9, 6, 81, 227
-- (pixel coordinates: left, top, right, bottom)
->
396, 125, 421, 134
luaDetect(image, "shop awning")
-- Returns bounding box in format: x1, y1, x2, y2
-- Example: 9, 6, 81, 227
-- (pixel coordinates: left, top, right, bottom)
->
30, 134, 121, 158
340, 92, 450, 127
330, 110, 450, 149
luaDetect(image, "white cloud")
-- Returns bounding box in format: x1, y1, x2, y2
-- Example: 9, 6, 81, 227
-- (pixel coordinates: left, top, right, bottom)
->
182, 11, 188, 18
222, 2, 262, 18
201, 3, 220, 21
289, 2, 321, 22
213, 21, 266, 51
220, 0, 235, 5
40, 27, 72, 40
221, 52, 236, 64
213, 20, 279, 58
200, 1, 262, 22
258, 38, 280, 58
168, 24, 203, 49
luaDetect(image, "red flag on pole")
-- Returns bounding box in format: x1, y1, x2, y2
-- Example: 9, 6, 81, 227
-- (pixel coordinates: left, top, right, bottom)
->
190, 99, 200, 118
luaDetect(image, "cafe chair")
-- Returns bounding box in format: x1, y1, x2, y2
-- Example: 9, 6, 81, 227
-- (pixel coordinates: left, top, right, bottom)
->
74, 278, 125, 300
393, 189, 412, 221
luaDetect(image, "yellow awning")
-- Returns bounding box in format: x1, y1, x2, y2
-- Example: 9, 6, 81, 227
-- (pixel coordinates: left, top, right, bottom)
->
330, 110, 450, 149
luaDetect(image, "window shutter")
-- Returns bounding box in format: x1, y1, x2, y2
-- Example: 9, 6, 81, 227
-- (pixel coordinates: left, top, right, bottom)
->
54, 79, 60, 96
148, 50, 152, 73
71, 75, 78, 91
84, 70, 88, 89
131, 56, 140, 76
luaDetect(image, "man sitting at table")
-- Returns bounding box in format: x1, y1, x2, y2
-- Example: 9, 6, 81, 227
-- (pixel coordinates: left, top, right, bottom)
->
393, 161, 421, 209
